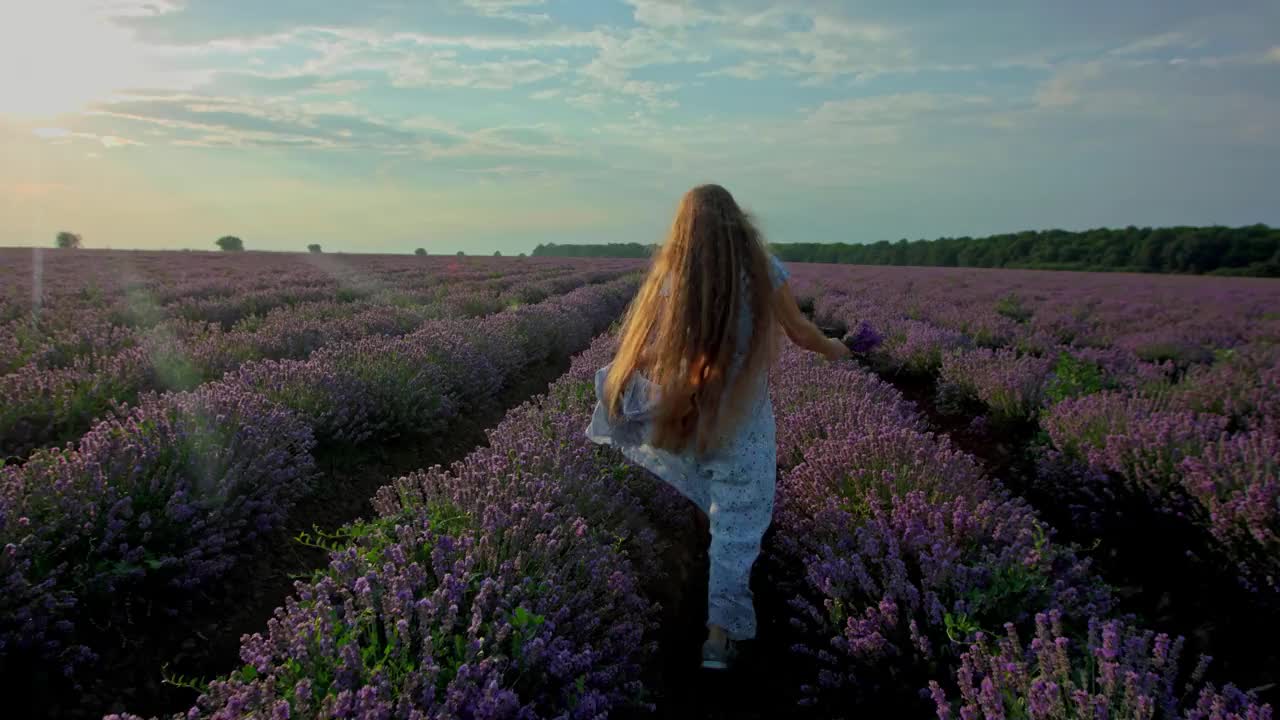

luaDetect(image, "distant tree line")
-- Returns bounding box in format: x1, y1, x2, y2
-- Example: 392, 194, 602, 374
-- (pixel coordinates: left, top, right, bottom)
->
532, 242, 657, 259
531, 225, 1280, 276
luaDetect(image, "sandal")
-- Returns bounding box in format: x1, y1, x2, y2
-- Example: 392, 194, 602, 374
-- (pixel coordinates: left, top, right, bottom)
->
700, 636, 738, 670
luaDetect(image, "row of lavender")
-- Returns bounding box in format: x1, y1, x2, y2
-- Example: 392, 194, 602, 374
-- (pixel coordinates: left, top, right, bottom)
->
2, 251, 638, 460
1, 277, 638, 711
1, 250, 612, 368
108, 332, 1271, 719
766, 346, 1268, 718
794, 265, 1280, 598
1, 249, 624, 324
107, 333, 688, 719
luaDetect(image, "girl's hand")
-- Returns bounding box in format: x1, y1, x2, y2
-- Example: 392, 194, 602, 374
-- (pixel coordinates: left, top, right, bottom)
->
822, 337, 851, 361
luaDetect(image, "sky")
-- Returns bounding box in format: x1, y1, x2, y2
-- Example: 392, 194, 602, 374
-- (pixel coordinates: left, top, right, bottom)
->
1, 0, 1278, 255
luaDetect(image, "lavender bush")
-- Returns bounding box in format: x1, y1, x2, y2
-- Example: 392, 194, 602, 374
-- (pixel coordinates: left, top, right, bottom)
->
767, 347, 1109, 708
939, 347, 1052, 424
1, 383, 315, 677
928, 610, 1273, 720
1042, 393, 1229, 492
229, 278, 635, 446
1181, 430, 1280, 593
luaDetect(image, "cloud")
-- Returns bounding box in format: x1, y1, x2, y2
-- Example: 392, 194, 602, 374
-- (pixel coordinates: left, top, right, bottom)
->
32, 126, 144, 147
100, 135, 143, 147
1034, 62, 1105, 108
302, 79, 368, 96
625, 0, 719, 29
89, 0, 184, 19
1110, 32, 1200, 56
805, 93, 993, 126
392, 55, 568, 90
808, 15, 893, 42
699, 61, 770, 80
462, 0, 549, 25
0, 0, 210, 116
566, 93, 606, 110
1019, 53, 1280, 150
83, 92, 452, 151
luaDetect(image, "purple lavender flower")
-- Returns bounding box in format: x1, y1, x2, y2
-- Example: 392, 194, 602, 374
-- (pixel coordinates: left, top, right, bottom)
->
929, 611, 1272, 720
843, 321, 885, 354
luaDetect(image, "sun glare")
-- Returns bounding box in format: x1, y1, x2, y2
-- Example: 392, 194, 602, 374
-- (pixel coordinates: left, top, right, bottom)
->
0, 1, 157, 117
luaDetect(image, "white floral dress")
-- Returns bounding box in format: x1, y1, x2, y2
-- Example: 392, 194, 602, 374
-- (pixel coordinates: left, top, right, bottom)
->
586, 255, 789, 641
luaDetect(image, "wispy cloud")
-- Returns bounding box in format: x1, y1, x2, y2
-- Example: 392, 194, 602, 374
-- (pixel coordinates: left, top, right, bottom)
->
1110, 32, 1201, 56
32, 126, 145, 147
89, 0, 184, 19
82, 92, 453, 151
392, 54, 568, 90
624, 0, 720, 29
805, 93, 993, 126
1034, 62, 1105, 108
462, 0, 550, 26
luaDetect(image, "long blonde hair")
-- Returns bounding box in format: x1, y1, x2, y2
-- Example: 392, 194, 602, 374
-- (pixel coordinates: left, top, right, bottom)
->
605, 184, 776, 456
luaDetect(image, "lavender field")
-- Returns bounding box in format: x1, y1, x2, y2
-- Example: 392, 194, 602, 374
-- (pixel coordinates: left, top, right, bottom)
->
3, 250, 1278, 719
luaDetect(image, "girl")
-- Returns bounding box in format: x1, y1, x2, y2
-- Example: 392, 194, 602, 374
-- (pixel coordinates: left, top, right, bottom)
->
586, 184, 850, 670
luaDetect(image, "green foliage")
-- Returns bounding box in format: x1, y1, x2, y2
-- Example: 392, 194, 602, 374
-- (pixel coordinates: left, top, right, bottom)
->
216, 235, 245, 252
415, 248, 427, 256
509, 606, 547, 660
532, 224, 1280, 275
161, 663, 211, 693
55, 231, 82, 249
948, 522, 1052, 642
1044, 352, 1107, 403
307, 244, 322, 254
944, 611, 984, 643
271, 506, 541, 714
297, 508, 470, 571
334, 287, 365, 304
994, 293, 1033, 323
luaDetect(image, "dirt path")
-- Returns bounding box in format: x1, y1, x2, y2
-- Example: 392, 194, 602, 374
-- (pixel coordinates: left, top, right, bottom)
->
628, 508, 810, 720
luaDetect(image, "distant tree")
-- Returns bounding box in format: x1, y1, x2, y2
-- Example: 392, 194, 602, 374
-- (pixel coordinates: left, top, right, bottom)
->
415, 248, 427, 256
55, 231, 82, 249
493, 250, 502, 257
308, 244, 322, 254
456, 250, 465, 257
518, 252, 527, 258
216, 235, 245, 252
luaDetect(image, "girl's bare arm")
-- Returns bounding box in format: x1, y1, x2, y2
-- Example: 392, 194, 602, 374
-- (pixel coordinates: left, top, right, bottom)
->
773, 284, 849, 360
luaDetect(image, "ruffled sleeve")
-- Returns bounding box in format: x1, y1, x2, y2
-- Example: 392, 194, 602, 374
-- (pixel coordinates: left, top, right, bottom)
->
767, 254, 790, 289
586, 364, 660, 447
